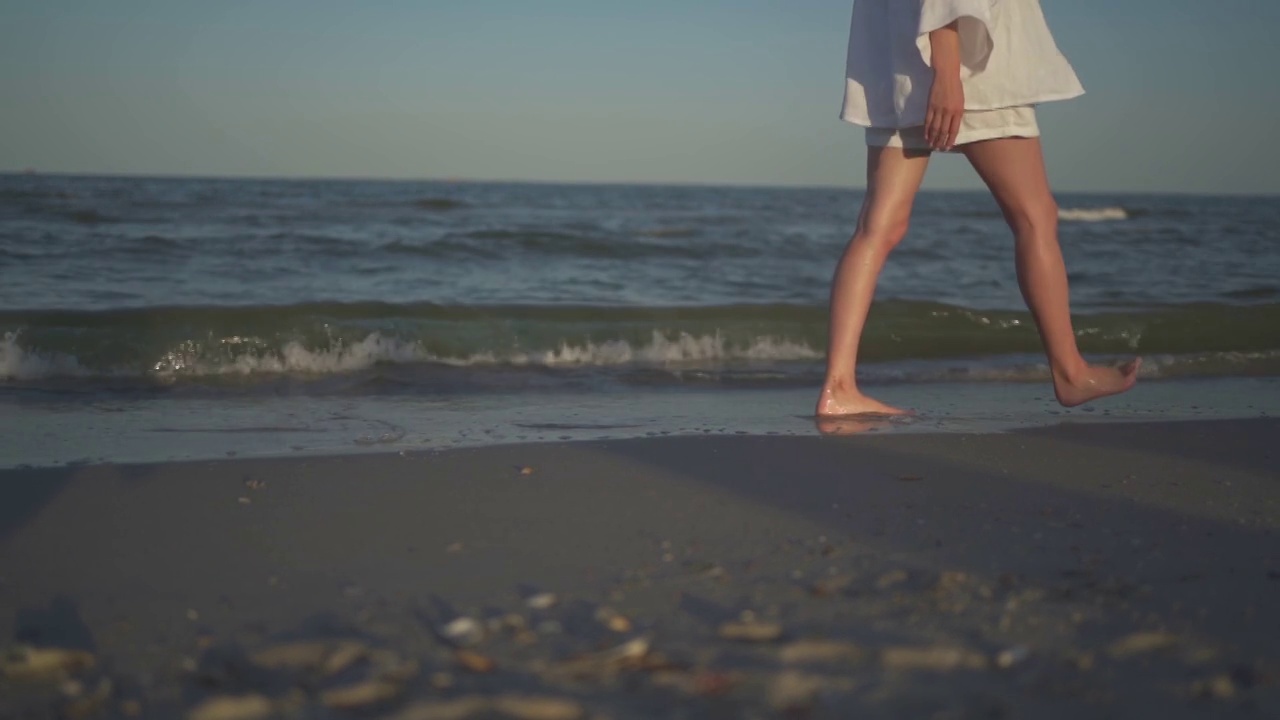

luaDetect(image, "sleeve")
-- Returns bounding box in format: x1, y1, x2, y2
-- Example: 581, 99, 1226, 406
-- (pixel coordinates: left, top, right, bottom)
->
916, 0, 995, 76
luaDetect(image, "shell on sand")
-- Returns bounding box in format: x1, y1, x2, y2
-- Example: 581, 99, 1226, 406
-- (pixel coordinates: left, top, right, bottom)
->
547, 636, 651, 682
247, 639, 369, 677
320, 679, 404, 710
388, 695, 584, 720
455, 649, 497, 674
880, 645, 989, 672
186, 694, 274, 720
525, 592, 558, 610
1107, 631, 1178, 659
0, 646, 96, 682
62, 677, 114, 720
491, 695, 586, 720
718, 621, 784, 643
440, 617, 485, 647
779, 640, 864, 665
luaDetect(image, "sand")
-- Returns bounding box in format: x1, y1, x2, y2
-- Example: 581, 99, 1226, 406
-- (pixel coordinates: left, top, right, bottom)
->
1, 418, 1277, 718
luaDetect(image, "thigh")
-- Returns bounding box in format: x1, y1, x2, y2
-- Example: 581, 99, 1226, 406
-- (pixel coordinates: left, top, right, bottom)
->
959, 137, 1055, 218
858, 146, 932, 233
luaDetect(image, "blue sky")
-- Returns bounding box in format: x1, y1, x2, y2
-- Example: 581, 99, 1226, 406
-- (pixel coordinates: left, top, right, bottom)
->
1, 1, 1276, 193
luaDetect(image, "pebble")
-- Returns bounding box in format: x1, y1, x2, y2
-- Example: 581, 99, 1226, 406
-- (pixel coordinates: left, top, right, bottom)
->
809, 575, 853, 597
441, 617, 485, 647
1107, 631, 1177, 659
62, 677, 113, 720
718, 621, 783, 643
186, 695, 274, 720
388, 695, 584, 720
599, 636, 650, 664
875, 569, 909, 591
880, 645, 988, 672
1192, 673, 1238, 700
322, 641, 369, 677
0, 646, 96, 682
526, 592, 558, 610
550, 637, 650, 682
996, 645, 1032, 669
320, 679, 403, 710
455, 649, 496, 674
492, 696, 587, 720
779, 640, 864, 665
768, 671, 851, 712
593, 607, 633, 634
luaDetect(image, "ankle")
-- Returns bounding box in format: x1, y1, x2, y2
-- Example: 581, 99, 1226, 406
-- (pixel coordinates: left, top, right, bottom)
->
1050, 358, 1088, 385
822, 377, 857, 395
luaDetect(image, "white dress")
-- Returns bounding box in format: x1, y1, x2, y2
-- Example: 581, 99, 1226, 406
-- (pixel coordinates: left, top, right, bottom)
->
841, 0, 1084, 147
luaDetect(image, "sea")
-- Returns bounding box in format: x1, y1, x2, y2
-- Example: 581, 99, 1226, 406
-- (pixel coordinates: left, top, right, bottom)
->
2, 174, 1278, 467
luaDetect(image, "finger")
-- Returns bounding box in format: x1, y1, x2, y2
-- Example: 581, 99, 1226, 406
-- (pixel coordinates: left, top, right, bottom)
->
926, 112, 943, 149
946, 112, 962, 150
931, 114, 952, 148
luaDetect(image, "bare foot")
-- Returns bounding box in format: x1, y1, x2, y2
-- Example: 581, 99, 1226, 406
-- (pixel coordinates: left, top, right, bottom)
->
814, 416, 887, 435
1053, 358, 1142, 408
815, 386, 912, 418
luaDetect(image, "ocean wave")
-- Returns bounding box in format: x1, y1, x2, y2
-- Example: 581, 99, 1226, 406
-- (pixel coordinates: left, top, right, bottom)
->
1058, 207, 1129, 222
389, 231, 760, 260
7, 323, 1279, 393
1, 329, 822, 382
415, 197, 468, 211
635, 227, 699, 239
67, 209, 116, 224
954, 206, 1134, 223
3, 300, 1278, 386
0, 332, 89, 380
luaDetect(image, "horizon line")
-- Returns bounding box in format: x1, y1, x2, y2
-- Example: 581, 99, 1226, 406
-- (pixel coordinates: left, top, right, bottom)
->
1, 169, 1274, 198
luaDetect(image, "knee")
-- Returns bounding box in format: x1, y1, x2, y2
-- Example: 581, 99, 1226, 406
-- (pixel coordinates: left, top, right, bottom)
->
853, 215, 910, 252
1004, 200, 1059, 239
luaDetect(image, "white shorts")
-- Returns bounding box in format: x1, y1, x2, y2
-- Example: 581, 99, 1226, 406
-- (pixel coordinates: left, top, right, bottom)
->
866, 106, 1039, 150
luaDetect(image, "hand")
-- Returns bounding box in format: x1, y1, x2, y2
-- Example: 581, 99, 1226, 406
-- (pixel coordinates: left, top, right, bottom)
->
925, 70, 964, 151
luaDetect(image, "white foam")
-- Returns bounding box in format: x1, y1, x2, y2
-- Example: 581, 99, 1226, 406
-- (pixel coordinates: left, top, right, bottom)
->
3, 331, 825, 381
1058, 207, 1129, 222
498, 331, 821, 367
167, 333, 429, 377
0, 332, 88, 380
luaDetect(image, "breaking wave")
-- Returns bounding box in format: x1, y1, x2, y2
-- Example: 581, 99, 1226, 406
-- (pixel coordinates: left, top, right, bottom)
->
1058, 207, 1129, 222
3, 300, 1279, 391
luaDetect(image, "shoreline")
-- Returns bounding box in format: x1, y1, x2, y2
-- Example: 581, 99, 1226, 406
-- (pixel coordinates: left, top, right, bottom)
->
2, 418, 1278, 718
5, 376, 1279, 470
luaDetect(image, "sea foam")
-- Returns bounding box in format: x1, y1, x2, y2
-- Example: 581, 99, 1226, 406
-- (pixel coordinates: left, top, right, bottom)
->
1058, 207, 1129, 222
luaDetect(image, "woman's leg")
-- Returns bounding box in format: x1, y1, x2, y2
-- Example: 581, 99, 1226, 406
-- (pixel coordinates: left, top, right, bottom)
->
816, 146, 931, 417
961, 137, 1140, 407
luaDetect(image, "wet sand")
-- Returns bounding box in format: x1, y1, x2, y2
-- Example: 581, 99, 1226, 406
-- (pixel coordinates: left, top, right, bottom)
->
1, 418, 1278, 719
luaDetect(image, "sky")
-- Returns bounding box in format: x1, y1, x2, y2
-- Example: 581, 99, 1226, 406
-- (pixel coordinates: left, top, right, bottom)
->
1, 1, 1277, 194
